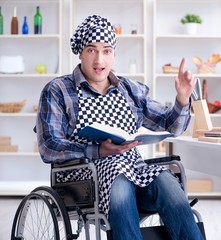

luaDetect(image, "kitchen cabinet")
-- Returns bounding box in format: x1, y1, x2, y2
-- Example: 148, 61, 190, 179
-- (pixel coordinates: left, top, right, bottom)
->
0, 0, 63, 195
3, 0, 220, 195
153, 0, 221, 194
153, 0, 221, 155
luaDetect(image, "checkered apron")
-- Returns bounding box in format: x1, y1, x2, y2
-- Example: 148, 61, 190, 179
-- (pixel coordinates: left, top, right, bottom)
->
56, 86, 165, 216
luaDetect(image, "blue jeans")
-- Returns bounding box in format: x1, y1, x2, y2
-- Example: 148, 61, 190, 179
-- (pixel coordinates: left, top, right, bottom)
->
109, 170, 204, 240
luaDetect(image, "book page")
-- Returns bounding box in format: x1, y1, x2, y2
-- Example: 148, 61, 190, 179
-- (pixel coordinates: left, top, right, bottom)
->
134, 127, 170, 137
91, 122, 132, 140
91, 123, 170, 141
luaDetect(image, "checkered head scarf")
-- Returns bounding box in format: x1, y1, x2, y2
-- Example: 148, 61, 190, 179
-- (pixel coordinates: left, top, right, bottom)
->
70, 14, 117, 55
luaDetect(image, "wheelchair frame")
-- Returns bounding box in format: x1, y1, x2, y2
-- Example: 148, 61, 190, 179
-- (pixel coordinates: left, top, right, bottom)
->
11, 155, 206, 240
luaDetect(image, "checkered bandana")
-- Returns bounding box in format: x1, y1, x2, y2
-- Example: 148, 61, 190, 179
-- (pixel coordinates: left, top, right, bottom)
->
70, 14, 117, 55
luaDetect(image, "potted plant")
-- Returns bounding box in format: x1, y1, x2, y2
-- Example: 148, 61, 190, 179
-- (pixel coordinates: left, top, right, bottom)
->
180, 14, 202, 35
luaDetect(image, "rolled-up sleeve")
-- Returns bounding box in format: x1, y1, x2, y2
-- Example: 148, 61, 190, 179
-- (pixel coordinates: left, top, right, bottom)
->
36, 76, 100, 164
118, 77, 191, 137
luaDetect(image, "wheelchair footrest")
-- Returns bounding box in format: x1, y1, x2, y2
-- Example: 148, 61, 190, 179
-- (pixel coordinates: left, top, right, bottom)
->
141, 222, 206, 240
140, 226, 171, 240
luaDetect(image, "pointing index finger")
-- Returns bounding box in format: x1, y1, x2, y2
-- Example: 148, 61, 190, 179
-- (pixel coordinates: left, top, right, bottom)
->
178, 58, 185, 77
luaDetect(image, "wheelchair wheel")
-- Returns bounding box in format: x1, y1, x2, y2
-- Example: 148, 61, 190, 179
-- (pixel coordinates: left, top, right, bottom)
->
11, 186, 73, 240
11, 192, 60, 240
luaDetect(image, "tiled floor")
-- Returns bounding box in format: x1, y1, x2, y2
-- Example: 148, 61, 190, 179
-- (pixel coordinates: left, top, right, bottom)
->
1, 196, 220, 240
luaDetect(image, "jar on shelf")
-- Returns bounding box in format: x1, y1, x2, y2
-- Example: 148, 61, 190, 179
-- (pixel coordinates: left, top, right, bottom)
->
131, 24, 137, 34
114, 24, 122, 34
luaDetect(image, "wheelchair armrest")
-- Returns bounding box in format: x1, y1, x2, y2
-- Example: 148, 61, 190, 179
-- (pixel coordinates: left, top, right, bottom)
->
51, 158, 97, 188
144, 155, 187, 193
52, 158, 91, 169
144, 155, 180, 165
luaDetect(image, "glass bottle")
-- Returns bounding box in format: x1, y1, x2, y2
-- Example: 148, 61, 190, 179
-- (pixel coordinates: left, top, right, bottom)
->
11, 6, 18, 34
22, 16, 29, 34
0, 6, 3, 35
34, 6, 42, 34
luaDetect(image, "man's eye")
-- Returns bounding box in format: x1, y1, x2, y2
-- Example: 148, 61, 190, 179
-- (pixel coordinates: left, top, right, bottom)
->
104, 50, 112, 55
88, 49, 95, 53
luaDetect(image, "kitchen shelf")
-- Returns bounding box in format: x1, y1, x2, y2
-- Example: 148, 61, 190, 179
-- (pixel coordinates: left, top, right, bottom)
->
115, 73, 146, 78
0, 181, 50, 196
116, 34, 145, 39
155, 73, 221, 78
155, 35, 221, 39
0, 152, 39, 156
153, 0, 221, 112
0, 34, 60, 38
0, 74, 59, 78
0, 0, 63, 195
153, 0, 221, 195
0, 113, 36, 117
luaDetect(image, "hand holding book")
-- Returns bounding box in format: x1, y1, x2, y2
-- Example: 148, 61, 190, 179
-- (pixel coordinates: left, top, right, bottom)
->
77, 122, 172, 145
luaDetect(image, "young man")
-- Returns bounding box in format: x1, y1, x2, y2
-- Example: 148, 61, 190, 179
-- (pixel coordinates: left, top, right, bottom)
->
36, 15, 203, 239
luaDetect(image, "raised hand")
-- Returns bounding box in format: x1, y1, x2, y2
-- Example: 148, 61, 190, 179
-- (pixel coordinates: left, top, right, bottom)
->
175, 58, 196, 105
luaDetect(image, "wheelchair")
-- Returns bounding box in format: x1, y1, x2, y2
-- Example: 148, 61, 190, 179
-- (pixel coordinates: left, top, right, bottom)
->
11, 155, 206, 240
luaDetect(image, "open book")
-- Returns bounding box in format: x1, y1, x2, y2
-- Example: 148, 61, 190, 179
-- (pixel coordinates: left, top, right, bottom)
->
77, 122, 172, 145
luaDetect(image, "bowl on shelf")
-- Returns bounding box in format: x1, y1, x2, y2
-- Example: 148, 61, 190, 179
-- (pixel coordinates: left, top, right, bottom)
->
33, 104, 38, 112
0, 100, 26, 113
162, 64, 179, 74
207, 102, 221, 114
191, 100, 221, 114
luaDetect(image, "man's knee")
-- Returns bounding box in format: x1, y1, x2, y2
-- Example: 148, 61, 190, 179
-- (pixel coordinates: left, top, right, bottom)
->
154, 170, 181, 190
148, 171, 185, 202
110, 174, 136, 209
156, 171, 188, 205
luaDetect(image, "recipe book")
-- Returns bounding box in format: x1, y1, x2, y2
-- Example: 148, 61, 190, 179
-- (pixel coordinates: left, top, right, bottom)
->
77, 122, 172, 145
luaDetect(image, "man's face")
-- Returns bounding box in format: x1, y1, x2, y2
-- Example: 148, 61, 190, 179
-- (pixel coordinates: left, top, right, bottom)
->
79, 42, 115, 84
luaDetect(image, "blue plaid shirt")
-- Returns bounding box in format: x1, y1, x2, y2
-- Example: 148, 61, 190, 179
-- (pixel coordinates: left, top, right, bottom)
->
36, 65, 191, 163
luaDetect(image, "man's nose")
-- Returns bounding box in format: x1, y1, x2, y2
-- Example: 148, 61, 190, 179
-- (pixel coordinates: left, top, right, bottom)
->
95, 52, 104, 64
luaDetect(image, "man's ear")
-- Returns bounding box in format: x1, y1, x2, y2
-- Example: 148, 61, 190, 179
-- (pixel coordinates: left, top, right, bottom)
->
79, 54, 82, 60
